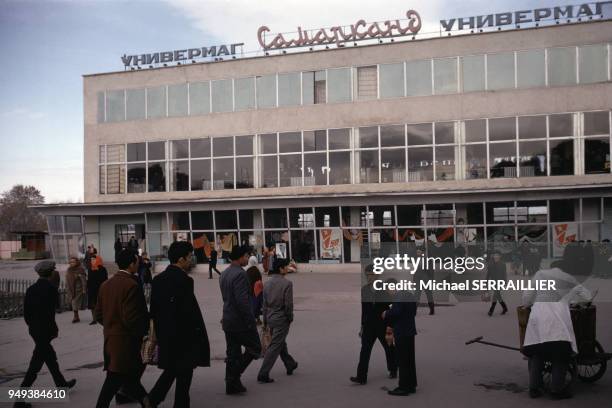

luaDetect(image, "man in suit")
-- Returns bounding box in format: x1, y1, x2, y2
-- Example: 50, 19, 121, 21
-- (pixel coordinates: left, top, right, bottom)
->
209, 248, 221, 279
94, 249, 153, 408
350, 267, 396, 384
14, 261, 76, 408
220, 245, 262, 395
382, 285, 418, 396
149, 241, 210, 407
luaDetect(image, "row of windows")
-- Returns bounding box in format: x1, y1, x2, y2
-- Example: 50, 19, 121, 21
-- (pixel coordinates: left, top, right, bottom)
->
98, 111, 611, 194
97, 43, 612, 123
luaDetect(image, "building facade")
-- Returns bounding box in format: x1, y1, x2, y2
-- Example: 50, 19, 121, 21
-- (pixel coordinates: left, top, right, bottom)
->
39, 19, 612, 264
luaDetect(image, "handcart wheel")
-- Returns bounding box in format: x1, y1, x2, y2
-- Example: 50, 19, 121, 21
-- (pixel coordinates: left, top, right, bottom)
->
542, 360, 576, 392
577, 341, 607, 383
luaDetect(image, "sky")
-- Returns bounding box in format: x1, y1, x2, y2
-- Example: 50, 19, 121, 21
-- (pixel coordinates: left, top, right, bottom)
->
0, 0, 593, 203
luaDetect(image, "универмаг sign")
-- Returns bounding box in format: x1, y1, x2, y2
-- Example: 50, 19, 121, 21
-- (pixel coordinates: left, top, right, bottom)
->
121, 43, 245, 67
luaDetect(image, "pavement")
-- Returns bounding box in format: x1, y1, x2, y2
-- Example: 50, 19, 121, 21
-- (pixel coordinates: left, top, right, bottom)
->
0, 262, 611, 407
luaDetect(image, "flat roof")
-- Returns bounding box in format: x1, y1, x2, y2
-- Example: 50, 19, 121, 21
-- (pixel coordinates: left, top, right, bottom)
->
83, 18, 611, 78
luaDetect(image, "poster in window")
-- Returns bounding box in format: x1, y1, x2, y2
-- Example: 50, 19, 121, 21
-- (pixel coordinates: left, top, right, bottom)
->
553, 223, 578, 257
320, 229, 342, 259
275, 243, 287, 259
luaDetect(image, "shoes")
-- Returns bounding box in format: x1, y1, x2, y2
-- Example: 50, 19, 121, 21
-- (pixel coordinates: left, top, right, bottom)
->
141, 395, 157, 408
226, 382, 247, 395
550, 390, 573, 400
501, 302, 508, 315
89, 320, 97, 325
387, 387, 415, 396
528, 388, 542, 399
488, 302, 496, 317
349, 376, 367, 385
13, 402, 32, 408
287, 362, 298, 375
388, 371, 397, 379
428, 302, 435, 315
72, 318, 80, 323
115, 392, 135, 404
257, 375, 275, 383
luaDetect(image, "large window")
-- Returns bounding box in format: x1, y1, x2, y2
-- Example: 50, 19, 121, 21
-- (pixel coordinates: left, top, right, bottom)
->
327, 68, 352, 103
579, 44, 608, 84
302, 71, 326, 104
278, 72, 301, 107
147, 86, 166, 118
517, 49, 545, 88
168, 83, 188, 117
461, 55, 485, 92
189, 82, 210, 115
433, 57, 457, 94
548, 47, 576, 87
234, 77, 255, 111
106, 90, 125, 122
211, 79, 233, 113
379, 63, 404, 98
126, 89, 145, 120
406, 59, 432, 96
256, 75, 277, 108
487, 52, 515, 90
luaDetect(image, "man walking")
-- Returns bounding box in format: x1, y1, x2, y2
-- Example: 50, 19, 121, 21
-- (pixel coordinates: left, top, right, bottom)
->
220, 246, 262, 394
209, 248, 221, 279
350, 267, 397, 384
149, 241, 210, 407
94, 249, 153, 408
15, 261, 76, 408
382, 289, 418, 396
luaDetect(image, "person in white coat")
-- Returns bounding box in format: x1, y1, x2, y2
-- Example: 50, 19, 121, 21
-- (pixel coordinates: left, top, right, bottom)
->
521, 259, 591, 399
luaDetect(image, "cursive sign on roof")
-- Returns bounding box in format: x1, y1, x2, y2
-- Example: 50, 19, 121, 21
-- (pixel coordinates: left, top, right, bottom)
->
257, 10, 422, 51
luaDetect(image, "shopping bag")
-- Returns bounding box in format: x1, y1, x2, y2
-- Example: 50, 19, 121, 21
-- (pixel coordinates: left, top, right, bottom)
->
141, 320, 158, 365
260, 326, 272, 356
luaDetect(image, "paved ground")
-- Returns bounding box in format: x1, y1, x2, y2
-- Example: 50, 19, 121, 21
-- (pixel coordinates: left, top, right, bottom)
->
1, 262, 611, 407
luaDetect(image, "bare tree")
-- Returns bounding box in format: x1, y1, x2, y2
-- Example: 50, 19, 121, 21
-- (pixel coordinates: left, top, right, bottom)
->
0, 185, 47, 239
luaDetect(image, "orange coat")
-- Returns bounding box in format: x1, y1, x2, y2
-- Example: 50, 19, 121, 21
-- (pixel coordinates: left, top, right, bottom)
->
94, 271, 148, 374
91, 255, 104, 271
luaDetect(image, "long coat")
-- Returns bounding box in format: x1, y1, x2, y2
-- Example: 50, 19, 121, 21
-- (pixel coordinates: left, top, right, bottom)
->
151, 265, 210, 370
95, 271, 149, 374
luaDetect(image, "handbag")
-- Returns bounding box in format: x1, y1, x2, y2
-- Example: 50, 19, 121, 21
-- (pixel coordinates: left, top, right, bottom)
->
260, 325, 272, 356
141, 320, 158, 365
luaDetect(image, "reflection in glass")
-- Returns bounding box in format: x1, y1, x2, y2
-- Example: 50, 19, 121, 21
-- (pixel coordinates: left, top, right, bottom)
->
148, 142, 165, 161
106, 90, 125, 122
147, 163, 166, 192
380, 125, 405, 147
327, 68, 352, 103
213, 158, 234, 189
579, 44, 608, 84
168, 83, 188, 117
126, 89, 145, 120
517, 49, 545, 88
487, 52, 515, 90
234, 77, 256, 111
433, 57, 457, 94
585, 138, 611, 174
461, 55, 485, 92
329, 151, 350, 185
127, 163, 146, 193
464, 144, 487, 179
435, 122, 455, 144
190, 138, 210, 158
489, 117, 516, 141
379, 63, 405, 98
359, 150, 378, 183
358, 127, 378, 148
278, 73, 301, 106
407, 123, 433, 146
408, 147, 433, 181
171, 140, 189, 159
256, 75, 277, 108
550, 139, 574, 175
127, 143, 146, 162
211, 79, 233, 113
303, 130, 326, 151
260, 156, 278, 187
381, 149, 405, 183
235, 157, 254, 188
406, 59, 432, 96
259, 133, 277, 154
548, 47, 576, 87
519, 116, 546, 139
519, 141, 547, 177
584, 111, 610, 135
328, 128, 351, 149
170, 160, 189, 191
549, 114, 574, 138
464, 120, 486, 142
435, 146, 455, 181
147, 86, 166, 118
279, 132, 302, 153
235, 135, 254, 156
213, 136, 233, 157
190, 159, 211, 190
304, 153, 326, 185
489, 142, 517, 178
279, 154, 302, 187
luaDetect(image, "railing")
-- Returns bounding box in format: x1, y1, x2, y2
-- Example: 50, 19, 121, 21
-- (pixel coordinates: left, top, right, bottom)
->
0, 279, 152, 320
0, 279, 70, 319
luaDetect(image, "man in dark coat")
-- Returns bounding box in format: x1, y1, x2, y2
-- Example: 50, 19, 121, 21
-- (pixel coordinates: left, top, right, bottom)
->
220, 245, 262, 395
382, 288, 418, 396
350, 268, 396, 384
94, 250, 153, 408
486, 251, 508, 316
149, 241, 210, 408
15, 261, 76, 408
209, 248, 221, 279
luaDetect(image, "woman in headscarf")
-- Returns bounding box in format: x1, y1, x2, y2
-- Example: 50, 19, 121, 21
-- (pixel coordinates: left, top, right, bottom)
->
66, 257, 87, 323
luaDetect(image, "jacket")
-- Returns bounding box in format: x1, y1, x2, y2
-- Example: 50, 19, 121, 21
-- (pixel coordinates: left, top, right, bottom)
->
219, 264, 256, 332
522, 267, 591, 353
95, 271, 149, 374
384, 293, 417, 338
360, 284, 391, 332
262, 275, 293, 327
24, 278, 59, 342
151, 265, 210, 369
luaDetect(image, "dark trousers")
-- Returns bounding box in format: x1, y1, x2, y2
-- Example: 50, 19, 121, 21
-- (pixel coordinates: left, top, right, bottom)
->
95, 371, 147, 408
149, 367, 194, 408
209, 263, 221, 278
258, 323, 296, 377
527, 342, 572, 393
116, 362, 146, 402
356, 326, 397, 379
21, 339, 67, 387
395, 335, 417, 390
224, 329, 262, 384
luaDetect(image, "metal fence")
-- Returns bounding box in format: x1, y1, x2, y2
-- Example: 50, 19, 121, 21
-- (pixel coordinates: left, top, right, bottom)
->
0, 279, 152, 320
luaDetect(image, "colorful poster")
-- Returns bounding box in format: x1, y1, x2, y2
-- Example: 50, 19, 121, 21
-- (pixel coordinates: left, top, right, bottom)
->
320, 229, 342, 259
276, 242, 287, 259
553, 223, 578, 257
